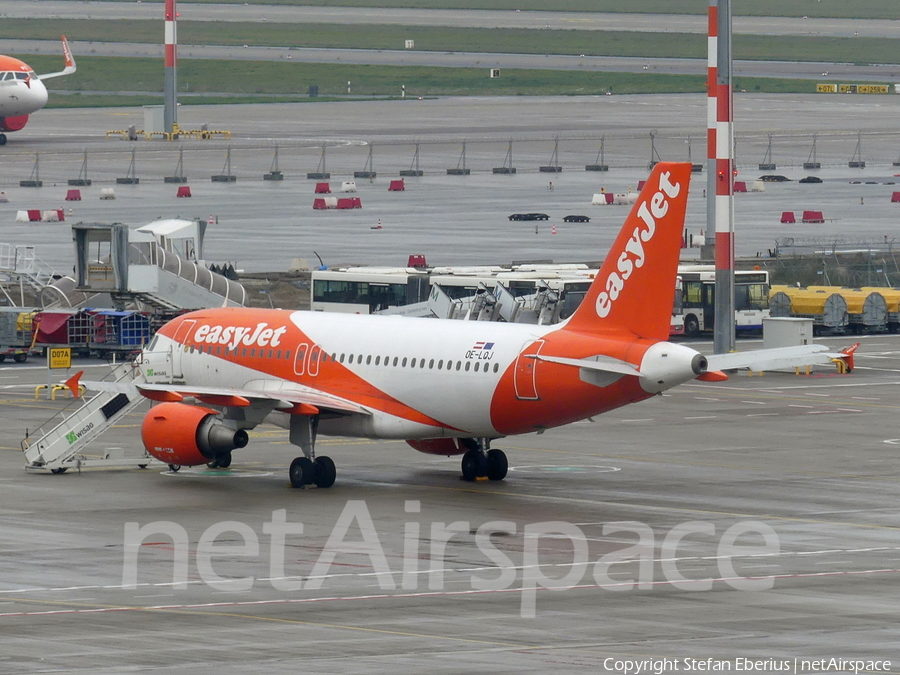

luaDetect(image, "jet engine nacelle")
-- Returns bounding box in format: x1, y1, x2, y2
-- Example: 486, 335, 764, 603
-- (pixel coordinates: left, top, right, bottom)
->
406, 438, 473, 456
0, 115, 29, 132
141, 402, 249, 466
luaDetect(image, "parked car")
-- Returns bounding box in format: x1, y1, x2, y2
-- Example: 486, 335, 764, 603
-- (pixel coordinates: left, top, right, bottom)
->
758, 174, 791, 182
508, 213, 549, 221
798, 176, 823, 184
563, 215, 591, 223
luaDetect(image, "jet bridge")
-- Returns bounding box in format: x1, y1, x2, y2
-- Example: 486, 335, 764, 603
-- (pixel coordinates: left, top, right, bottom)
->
71, 221, 246, 311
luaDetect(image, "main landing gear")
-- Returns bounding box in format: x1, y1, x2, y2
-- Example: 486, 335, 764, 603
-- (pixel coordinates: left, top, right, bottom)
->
206, 452, 232, 469
288, 413, 336, 488
460, 439, 508, 482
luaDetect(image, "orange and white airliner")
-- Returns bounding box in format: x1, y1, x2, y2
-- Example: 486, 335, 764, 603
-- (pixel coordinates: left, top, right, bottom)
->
0, 36, 76, 146
83, 162, 845, 488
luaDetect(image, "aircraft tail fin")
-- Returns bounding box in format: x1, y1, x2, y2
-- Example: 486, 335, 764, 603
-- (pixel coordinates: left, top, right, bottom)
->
563, 162, 692, 340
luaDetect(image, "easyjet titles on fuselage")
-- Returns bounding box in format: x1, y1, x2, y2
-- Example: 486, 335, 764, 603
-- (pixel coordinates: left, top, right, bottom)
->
595, 170, 682, 318
193, 322, 288, 351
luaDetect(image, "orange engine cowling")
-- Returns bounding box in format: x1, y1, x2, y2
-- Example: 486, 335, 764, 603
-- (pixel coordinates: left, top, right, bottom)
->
0, 115, 29, 132
141, 402, 249, 466
406, 438, 474, 456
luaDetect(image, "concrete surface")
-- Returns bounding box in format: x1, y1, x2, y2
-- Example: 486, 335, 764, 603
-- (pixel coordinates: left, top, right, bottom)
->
0, 331, 898, 673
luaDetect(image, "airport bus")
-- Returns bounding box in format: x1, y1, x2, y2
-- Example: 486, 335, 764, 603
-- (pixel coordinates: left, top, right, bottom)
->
311, 268, 430, 314
675, 267, 770, 337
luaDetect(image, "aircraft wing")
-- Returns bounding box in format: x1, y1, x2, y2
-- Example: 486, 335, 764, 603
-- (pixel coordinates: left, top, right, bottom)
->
37, 36, 76, 80
704, 344, 848, 372
81, 379, 371, 416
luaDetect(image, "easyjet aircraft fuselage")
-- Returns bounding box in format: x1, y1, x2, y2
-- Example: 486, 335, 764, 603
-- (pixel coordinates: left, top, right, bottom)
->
0, 37, 75, 145
143, 308, 702, 441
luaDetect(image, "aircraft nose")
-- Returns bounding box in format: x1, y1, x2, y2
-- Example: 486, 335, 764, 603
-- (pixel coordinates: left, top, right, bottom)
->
29, 79, 49, 109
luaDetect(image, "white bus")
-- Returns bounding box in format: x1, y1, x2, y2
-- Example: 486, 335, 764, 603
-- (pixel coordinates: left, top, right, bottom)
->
675, 267, 770, 337
311, 268, 429, 314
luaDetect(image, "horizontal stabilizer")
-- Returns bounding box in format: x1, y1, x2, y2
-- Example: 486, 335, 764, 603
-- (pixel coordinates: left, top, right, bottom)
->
705, 344, 840, 372
533, 354, 643, 378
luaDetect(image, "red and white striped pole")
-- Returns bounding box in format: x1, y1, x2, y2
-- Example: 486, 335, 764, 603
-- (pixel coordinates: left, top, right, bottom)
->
705, 0, 717, 249
164, 0, 178, 133
713, 0, 735, 354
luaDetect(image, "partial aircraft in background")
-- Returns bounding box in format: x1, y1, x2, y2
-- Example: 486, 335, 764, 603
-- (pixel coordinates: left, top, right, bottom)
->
0, 36, 76, 145
81, 162, 850, 489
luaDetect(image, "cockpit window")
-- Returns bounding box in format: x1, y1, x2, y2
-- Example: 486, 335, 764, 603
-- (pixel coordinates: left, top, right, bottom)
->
15, 72, 29, 80
2, 72, 14, 81
146, 335, 159, 352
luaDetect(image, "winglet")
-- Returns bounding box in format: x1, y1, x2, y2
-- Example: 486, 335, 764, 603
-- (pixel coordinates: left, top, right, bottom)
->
839, 342, 860, 372
37, 36, 77, 80
65, 370, 84, 398
562, 162, 692, 339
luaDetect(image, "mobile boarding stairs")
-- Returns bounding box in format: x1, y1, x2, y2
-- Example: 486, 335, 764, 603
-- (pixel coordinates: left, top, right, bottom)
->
22, 360, 157, 473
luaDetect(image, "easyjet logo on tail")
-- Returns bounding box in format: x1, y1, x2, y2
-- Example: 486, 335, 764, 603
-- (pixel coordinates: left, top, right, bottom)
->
595, 171, 682, 318
193, 322, 288, 350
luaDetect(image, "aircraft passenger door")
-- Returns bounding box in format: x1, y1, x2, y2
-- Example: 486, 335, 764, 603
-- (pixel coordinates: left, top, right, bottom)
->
171, 319, 196, 380
514, 339, 544, 400
307, 345, 322, 377
702, 283, 715, 329
293, 343, 309, 377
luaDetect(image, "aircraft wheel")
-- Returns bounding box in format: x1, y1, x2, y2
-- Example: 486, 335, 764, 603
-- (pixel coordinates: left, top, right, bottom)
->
486, 449, 508, 481
461, 449, 485, 481
315, 456, 336, 488
207, 453, 232, 469
289, 456, 315, 488
168, 464, 181, 473
684, 314, 700, 338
